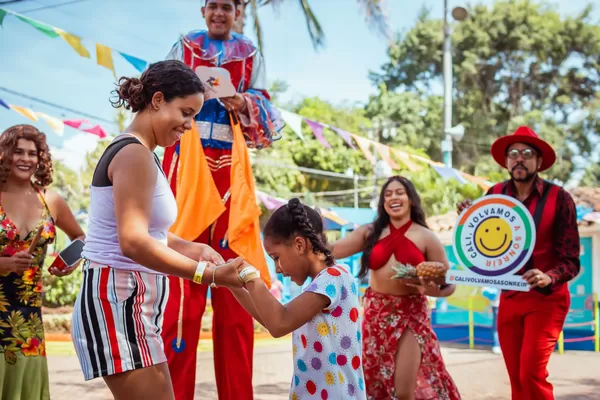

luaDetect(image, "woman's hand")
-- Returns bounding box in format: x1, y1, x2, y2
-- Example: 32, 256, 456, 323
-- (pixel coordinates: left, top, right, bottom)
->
211, 257, 245, 288
406, 278, 443, 297
49, 259, 82, 277
194, 244, 224, 264
0, 251, 33, 274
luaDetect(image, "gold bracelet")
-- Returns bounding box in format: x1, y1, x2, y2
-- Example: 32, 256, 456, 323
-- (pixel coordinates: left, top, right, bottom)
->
193, 261, 208, 284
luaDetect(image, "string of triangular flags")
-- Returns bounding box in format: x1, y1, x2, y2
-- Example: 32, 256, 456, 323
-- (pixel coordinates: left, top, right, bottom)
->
0, 98, 109, 138
0, 8, 148, 77
276, 108, 493, 190
0, 8, 491, 190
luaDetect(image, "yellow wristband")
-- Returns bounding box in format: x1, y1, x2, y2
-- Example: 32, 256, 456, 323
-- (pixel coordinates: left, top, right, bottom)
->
193, 261, 208, 284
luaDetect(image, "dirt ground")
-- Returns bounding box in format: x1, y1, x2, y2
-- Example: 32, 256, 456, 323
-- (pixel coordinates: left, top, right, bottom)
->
47, 340, 600, 400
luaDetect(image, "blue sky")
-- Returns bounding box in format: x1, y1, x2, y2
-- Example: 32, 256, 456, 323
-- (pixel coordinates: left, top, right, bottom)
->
0, 0, 597, 170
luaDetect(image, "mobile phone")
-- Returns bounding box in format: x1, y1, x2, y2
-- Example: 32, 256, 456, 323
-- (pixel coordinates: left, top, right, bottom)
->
49, 239, 85, 271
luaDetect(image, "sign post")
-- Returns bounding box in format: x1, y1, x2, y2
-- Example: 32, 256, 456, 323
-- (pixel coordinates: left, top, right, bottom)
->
447, 195, 535, 291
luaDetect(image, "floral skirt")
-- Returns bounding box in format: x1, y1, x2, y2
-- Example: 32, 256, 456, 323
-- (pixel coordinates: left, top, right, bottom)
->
362, 288, 461, 400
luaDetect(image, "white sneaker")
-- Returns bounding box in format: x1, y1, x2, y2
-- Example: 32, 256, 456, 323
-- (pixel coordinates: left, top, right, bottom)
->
492, 346, 501, 354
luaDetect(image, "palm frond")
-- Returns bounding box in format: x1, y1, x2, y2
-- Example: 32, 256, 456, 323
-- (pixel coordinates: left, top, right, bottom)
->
298, 0, 325, 49
356, 0, 391, 39
248, 0, 265, 53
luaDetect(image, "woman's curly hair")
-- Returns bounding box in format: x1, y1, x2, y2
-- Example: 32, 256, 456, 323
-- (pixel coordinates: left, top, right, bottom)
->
0, 125, 53, 188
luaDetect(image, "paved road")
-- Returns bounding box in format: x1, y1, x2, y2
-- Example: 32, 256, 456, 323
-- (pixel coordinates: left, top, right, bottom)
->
49, 341, 600, 399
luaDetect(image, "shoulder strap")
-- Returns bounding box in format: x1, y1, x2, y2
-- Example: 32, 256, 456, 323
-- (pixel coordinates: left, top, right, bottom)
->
91, 137, 143, 187
523, 181, 559, 295
530, 180, 554, 229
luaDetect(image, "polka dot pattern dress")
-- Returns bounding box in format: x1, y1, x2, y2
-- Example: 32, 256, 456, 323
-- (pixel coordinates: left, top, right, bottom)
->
290, 265, 366, 400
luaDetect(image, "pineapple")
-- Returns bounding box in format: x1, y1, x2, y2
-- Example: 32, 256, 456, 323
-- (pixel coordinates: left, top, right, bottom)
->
416, 261, 446, 279
391, 262, 417, 279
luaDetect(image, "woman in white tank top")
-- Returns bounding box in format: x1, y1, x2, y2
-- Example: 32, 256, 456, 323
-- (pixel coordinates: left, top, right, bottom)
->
71, 60, 245, 400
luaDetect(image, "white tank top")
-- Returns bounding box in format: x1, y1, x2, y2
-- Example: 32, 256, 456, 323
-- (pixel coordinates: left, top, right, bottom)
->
82, 136, 177, 274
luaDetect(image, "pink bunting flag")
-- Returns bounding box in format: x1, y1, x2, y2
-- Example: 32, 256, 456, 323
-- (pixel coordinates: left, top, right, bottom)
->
305, 119, 332, 149
330, 127, 356, 149
83, 125, 108, 138
63, 119, 89, 129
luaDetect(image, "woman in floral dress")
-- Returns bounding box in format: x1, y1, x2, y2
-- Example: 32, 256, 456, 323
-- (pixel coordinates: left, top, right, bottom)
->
0, 125, 84, 399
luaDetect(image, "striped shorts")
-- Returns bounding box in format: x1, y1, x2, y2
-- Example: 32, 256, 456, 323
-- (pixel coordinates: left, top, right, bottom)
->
71, 260, 169, 380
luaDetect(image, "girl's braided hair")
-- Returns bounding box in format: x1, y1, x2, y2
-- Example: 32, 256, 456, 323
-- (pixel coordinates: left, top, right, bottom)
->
263, 198, 335, 267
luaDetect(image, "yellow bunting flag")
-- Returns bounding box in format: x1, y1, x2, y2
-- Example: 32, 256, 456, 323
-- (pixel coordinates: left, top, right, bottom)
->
35, 112, 64, 136
410, 153, 436, 166
96, 43, 116, 77
392, 149, 422, 172
351, 134, 376, 164
9, 105, 38, 121
55, 28, 90, 58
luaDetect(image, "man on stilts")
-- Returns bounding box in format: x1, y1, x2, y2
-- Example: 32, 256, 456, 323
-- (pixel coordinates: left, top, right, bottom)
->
457, 126, 580, 400
161, 1, 283, 399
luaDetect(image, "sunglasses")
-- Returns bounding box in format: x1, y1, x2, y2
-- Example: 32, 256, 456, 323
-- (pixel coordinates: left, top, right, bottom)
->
507, 148, 537, 160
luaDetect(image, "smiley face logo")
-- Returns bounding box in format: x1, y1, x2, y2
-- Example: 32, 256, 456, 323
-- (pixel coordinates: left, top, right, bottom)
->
474, 217, 512, 258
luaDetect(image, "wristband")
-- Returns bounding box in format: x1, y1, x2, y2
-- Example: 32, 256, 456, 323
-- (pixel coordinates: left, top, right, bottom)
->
239, 266, 260, 283
193, 261, 208, 284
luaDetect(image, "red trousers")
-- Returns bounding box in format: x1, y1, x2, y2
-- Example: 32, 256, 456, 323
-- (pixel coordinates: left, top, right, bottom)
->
497, 286, 570, 400
161, 148, 255, 400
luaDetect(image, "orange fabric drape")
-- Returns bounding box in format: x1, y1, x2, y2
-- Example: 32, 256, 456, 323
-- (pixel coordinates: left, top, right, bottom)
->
169, 118, 270, 288
169, 122, 225, 240
228, 113, 271, 287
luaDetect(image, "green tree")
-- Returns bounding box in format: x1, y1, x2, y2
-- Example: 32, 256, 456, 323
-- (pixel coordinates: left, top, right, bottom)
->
370, 0, 600, 183
255, 95, 483, 214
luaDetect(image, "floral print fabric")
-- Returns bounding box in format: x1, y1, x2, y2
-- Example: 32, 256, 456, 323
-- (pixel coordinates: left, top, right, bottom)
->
0, 189, 55, 364
362, 289, 461, 400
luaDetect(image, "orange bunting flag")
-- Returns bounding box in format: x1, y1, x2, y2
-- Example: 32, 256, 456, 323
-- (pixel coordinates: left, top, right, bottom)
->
352, 134, 376, 164
374, 143, 400, 170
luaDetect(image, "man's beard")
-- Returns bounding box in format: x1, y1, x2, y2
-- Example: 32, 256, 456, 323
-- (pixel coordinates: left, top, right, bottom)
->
509, 164, 537, 182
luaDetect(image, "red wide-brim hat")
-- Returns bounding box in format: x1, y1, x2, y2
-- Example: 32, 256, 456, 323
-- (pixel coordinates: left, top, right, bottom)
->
490, 126, 556, 172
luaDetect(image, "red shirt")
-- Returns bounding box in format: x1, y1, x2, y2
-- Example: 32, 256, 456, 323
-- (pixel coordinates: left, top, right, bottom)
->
488, 177, 580, 286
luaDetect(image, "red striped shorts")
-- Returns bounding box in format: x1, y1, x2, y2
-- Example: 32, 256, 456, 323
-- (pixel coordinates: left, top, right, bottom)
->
71, 260, 169, 380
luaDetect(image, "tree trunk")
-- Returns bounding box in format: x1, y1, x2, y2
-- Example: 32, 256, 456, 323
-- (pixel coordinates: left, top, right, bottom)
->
232, 1, 246, 34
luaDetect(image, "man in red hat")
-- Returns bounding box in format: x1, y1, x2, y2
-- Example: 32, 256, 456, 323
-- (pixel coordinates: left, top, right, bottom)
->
457, 126, 580, 400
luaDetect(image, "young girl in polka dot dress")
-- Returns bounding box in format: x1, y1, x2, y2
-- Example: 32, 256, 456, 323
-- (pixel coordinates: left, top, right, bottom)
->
224, 198, 366, 400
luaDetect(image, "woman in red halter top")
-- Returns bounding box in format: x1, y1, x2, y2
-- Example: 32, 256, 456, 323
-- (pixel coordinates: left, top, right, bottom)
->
332, 176, 461, 400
